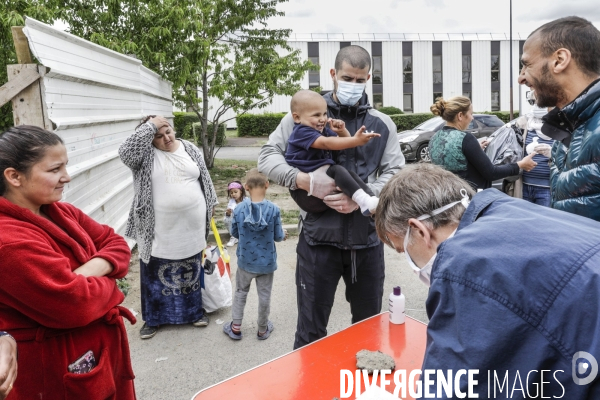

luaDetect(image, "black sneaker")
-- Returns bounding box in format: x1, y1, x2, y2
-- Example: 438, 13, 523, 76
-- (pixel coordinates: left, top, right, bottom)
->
192, 314, 210, 327
140, 323, 158, 339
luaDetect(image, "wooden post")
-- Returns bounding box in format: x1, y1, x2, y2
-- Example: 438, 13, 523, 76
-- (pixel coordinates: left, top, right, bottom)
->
11, 27, 33, 64
8, 65, 52, 130
6, 26, 53, 130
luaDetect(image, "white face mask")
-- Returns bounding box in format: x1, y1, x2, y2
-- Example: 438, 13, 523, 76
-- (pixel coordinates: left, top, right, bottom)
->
403, 189, 470, 287
335, 80, 366, 106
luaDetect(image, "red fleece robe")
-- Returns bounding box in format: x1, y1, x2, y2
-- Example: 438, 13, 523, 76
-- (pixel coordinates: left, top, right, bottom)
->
0, 197, 136, 400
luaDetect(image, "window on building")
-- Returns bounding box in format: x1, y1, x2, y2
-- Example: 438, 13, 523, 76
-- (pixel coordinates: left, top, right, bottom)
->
463, 92, 471, 100
372, 56, 382, 84
462, 55, 471, 83
308, 57, 320, 88
491, 54, 500, 82
491, 91, 500, 111
373, 94, 383, 109
403, 56, 412, 84
307, 42, 320, 89
403, 94, 413, 113
433, 55, 442, 84
433, 92, 442, 104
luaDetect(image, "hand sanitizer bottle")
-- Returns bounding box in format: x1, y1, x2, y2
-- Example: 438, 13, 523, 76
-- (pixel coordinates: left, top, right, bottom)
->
389, 286, 405, 324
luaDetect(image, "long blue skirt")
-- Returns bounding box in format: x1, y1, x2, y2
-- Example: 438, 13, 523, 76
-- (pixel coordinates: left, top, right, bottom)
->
140, 252, 205, 326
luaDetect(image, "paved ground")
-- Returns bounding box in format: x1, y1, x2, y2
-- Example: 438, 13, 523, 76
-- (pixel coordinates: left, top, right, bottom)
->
121, 236, 430, 400
214, 146, 262, 161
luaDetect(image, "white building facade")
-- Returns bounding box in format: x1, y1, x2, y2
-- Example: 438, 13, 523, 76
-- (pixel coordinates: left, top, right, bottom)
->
211, 33, 531, 128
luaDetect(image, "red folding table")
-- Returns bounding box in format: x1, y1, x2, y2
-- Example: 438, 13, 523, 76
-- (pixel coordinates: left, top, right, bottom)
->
192, 313, 428, 399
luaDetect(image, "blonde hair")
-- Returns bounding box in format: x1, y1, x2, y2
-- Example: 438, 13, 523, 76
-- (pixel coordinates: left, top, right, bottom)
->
245, 168, 269, 189
430, 96, 471, 123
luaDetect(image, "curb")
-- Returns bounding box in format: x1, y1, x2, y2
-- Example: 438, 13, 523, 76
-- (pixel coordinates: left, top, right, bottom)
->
208, 224, 299, 243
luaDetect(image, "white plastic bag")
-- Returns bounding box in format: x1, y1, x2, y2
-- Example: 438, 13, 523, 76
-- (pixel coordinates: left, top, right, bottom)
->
201, 219, 232, 312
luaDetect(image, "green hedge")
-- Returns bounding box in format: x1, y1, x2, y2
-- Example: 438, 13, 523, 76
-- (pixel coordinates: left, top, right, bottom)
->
480, 111, 520, 123
390, 113, 435, 132
237, 113, 287, 137
190, 122, 226, 146
377, 106, 403, 116
173, 112, 198, 137
173, 112, 225, 146
390, 111, 520, 132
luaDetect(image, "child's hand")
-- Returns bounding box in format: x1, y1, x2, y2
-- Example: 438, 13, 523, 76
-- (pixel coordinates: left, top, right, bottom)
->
327, 118, 349, 136
283, 229, 289, 241
225, 208, 232, 216
354, 126, 381, 145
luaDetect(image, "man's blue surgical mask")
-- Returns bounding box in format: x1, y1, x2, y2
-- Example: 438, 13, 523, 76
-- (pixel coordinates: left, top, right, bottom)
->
335, 80, 366, 106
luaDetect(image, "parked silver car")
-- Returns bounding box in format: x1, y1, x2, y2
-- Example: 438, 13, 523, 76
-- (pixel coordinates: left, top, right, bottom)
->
397, 114, 505, 162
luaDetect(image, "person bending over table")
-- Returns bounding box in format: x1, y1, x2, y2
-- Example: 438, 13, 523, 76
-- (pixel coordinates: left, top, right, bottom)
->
376, 163, 600, 398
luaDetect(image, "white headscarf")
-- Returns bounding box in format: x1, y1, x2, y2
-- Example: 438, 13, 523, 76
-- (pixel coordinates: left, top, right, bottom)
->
527, 105, 552, 140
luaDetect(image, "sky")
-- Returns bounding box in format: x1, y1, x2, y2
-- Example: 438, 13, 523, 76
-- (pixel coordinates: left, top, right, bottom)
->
264, 0, 600, 37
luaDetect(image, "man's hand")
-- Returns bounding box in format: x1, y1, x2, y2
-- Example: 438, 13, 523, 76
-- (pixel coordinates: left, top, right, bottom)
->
327, 118, 349, 137
0, 335, 17, 400
323, 190, 359, 214
354, 126, 381, 146
534, 143, 552, 158
305, 165, 336, 199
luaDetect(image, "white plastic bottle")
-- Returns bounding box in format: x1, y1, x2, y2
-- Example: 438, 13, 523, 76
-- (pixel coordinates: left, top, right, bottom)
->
389, 286, 405, 324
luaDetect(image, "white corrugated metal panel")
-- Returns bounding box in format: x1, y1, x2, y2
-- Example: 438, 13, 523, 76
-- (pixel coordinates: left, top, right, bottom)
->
442, 41, 462, 99
350, 41, 373, 104
472, 40, 491, 112
508, 40, 521, 114
381, 41, 403, 109
319, 42, 339, 91
412, 41, 433, 113
24, 17, 173, 241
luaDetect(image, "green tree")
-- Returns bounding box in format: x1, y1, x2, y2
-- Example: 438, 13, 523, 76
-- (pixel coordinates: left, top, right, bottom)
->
60, 0, 314, 168
1, 1, 59, 132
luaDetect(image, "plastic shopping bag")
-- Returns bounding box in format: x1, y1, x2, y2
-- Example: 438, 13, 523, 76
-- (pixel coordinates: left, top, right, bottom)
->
201, 218, 232, 312
484, 124, 523, 182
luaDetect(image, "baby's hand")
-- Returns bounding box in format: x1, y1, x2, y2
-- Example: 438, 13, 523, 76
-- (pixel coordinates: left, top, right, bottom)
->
327, 118, 348, 136
354, 126, 381, 145
283, 229, 289, 241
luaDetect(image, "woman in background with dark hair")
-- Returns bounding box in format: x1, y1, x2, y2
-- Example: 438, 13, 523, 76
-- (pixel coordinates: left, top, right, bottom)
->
119, 115, 218, 339
428, 96, 537, 190
0, 125, 136, 399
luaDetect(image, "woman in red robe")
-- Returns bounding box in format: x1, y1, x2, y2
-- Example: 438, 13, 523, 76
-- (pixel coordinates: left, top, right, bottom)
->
0, 125, 136, 399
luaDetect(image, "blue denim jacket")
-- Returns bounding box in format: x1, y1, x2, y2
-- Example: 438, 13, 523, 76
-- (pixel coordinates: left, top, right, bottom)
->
231, 198, 285, 274
422, 189, 600, 398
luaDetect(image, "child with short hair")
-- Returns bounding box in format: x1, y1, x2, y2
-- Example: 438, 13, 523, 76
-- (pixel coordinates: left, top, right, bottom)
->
284, 89, 381, 215
224, 180, 245, 247
223, 169, 287, 340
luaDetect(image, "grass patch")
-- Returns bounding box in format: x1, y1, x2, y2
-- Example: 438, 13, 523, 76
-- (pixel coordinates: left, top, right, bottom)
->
225, 129, 238, 138
281, 209, 300, 225
210, 159, 257, 190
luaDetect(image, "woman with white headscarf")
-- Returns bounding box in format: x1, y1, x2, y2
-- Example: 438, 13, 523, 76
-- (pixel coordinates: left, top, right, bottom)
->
513, 100, 555, 205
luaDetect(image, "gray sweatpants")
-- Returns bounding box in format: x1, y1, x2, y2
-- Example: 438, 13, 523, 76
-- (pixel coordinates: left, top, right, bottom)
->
232, 267, 274, 332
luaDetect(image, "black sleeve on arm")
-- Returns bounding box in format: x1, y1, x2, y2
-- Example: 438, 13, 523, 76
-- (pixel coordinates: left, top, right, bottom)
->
462, 133, 519, 181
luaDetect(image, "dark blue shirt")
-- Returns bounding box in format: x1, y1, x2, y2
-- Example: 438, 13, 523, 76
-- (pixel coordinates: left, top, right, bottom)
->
523, 130, 554, 187
285, 124, 337, 173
